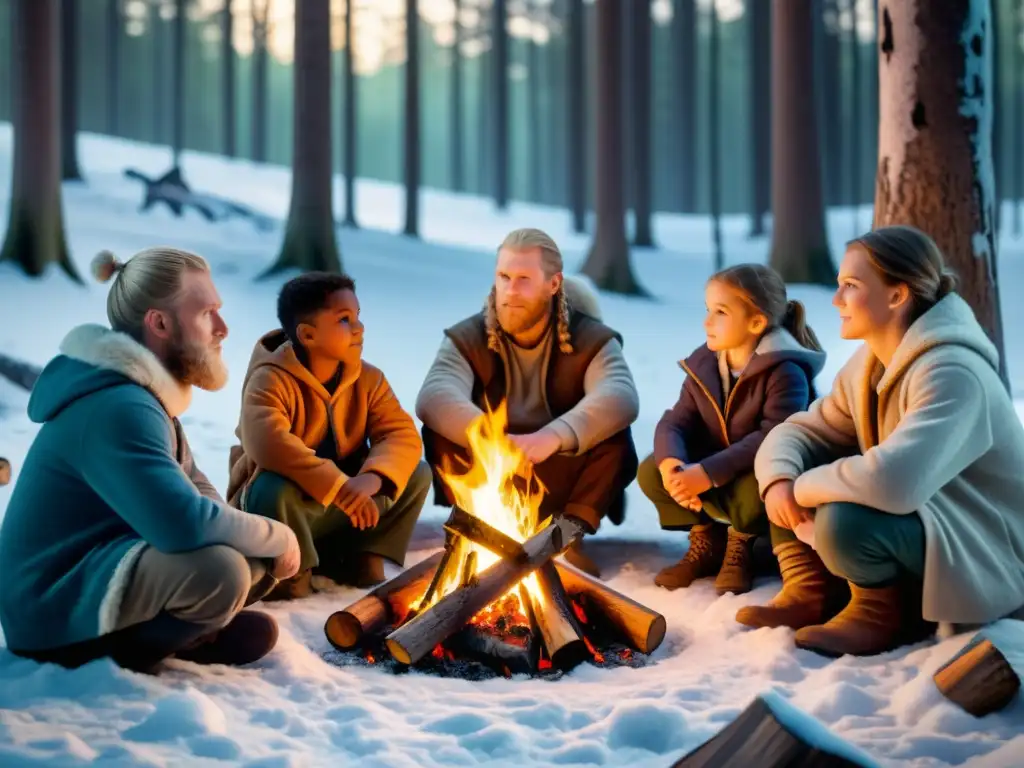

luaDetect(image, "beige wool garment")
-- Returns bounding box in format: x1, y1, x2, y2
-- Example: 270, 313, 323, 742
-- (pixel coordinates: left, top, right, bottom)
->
755, 294, 1024, 624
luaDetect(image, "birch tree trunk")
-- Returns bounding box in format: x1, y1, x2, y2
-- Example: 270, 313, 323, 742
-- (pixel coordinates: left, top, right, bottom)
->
874, 0, 1007, 388
768, 0, 834, 285
580, 0, 645, 295
262, 0, 341, 275
0, 0, 80, 281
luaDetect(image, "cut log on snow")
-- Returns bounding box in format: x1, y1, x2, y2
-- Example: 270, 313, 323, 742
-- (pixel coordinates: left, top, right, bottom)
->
385, 515, 586, 665
0, 353, 42, 391
443, 506, 527, 565
527, 561, 588, 669
934, 619, 1024, 717
324, 550, 444, 651
671, 691, 879, 767
554, 561, 666, 654
0, 457, 10, 487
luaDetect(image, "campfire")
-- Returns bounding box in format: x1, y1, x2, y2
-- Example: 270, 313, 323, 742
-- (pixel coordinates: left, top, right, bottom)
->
323, 406, 666, 678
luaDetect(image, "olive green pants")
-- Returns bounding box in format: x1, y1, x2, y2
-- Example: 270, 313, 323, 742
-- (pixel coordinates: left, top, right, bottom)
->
243, 462, 432, 576
637, 453, 795, 548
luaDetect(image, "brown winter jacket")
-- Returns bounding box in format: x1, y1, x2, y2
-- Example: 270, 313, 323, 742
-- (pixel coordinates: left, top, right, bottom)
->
226, 330, 423, 509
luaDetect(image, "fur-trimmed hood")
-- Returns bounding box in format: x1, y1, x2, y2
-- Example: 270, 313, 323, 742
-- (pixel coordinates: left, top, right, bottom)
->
28, 323, 192, 423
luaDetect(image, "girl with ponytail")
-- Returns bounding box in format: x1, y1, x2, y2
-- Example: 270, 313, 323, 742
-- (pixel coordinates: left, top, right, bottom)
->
638, 263, 827, 597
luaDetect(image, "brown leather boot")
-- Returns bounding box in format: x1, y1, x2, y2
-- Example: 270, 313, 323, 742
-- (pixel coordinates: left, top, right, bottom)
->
794, 583, 905, 657
714, 528, 757, 595
734, 541, 847, 629
655, 523, 726, 590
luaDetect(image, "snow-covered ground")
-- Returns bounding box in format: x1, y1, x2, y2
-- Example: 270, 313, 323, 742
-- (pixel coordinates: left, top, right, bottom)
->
0, 125, 1022, 767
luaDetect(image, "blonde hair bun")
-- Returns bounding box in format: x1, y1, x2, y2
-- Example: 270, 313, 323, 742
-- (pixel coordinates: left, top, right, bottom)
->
91, 250, 123, 283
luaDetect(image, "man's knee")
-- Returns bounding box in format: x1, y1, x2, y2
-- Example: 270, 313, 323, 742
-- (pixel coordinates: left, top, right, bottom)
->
175, 545, 251, 625
637, 454, 664, 499
587, 429, 639, 480
244, 472, 303, 519
405, 461, 433, 500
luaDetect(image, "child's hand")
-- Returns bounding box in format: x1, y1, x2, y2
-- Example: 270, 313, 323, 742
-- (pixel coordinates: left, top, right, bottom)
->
674, 464, 713, 499
336, 474, 382, 530
658, 458, 685, 489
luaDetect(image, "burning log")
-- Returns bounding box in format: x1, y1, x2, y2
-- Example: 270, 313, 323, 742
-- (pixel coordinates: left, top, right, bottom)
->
554, 561, 666, 654
324, 551, 444, 651
385, 515, 586, 665
443, 506, 528, 564
933, 620, 1023, 717
671, 691, 878, 767
527, 562, 588, 670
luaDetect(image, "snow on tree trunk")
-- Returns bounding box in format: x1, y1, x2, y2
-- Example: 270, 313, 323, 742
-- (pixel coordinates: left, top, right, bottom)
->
768, 0, 834, 286
874, 0, 1008, 388
580, 0, 646, 296
262, 0, 341, 276
0, 0, 80, 282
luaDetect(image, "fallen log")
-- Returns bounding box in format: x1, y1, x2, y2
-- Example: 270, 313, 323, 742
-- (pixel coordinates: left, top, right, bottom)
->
671, 691, 878, 767
324, 550, 444, 651
554, 561, 666, 654
385, 515, 585, 665
443, 506, 527, 565
0, 353, 41, 391
528, 562, 588, 670
934, 619, 1023, 717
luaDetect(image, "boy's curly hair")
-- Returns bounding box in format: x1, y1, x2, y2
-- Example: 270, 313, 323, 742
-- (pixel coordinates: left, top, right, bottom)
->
277, 271, 356, 347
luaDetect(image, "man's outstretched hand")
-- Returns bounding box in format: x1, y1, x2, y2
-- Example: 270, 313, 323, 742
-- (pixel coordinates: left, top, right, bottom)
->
335, 473, 382, 530
508, 429, 563, 465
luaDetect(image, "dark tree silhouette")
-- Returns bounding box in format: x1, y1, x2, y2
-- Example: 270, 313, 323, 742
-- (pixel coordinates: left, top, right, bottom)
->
874, 0, 1007, 389
61, 0, 82, 181
151, 2, 164, 143
708, 0, 721, 268
404, 0, 421, 237
493, 0, 509, 209
106, 0, 120, 133
262, 0, 341, 276
847, 0, 861, 231
527, 1, 542, 202
673, 0, 697, 212
1015, 0, 1023, 235
819, 0, 842, 208
567, 0, 586, 231
450, 0, 464, 192
343, 0, 357, 226
251, 0, 270, 163
0, 0, 80, 281
172, 0, 186, 166
631, 0, 653, 246
221, 0, 235, 157
580, 0, 645, 295
769, 0, 833, 285
748, 0, 770, 236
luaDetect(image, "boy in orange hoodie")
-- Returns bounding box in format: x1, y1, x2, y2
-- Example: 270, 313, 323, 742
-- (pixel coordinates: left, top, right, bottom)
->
228, 272, 430, 599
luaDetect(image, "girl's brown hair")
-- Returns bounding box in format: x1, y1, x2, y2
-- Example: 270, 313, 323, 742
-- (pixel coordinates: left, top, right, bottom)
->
847, 225, 958, 322
710, 264, 823, 352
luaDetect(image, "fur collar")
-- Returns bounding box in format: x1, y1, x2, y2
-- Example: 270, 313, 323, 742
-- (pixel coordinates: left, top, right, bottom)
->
59, 324, 193, 417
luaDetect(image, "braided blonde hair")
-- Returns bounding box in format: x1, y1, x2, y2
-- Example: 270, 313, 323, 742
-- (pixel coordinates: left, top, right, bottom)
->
486, 228, 573, 354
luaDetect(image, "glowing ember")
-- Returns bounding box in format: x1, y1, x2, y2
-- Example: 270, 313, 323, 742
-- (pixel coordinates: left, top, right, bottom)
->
411, 404, 546, 620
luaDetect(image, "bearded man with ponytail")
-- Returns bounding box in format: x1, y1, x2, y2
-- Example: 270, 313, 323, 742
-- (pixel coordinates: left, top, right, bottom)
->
0, 248, 299, 672
416, 228, 640, 577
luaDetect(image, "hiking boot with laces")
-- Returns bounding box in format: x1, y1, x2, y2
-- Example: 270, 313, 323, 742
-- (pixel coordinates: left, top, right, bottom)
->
654, 523, 726, 590
714, 528, 757, 595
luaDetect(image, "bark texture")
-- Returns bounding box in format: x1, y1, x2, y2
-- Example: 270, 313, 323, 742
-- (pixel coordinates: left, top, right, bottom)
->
580, 0, 645, 295
0, 0, 80, 281
262, 0, 341, 275
768, 0, 834, 285
874, 0, 1007, 387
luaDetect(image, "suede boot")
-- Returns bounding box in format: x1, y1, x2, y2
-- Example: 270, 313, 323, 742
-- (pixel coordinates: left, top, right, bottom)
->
564, 539, 601, 578
714, 528, 757, 595
175, 610, 279, 666
655, 523, 726, 590
335, 553, 387, 588
734, 541, 848, 629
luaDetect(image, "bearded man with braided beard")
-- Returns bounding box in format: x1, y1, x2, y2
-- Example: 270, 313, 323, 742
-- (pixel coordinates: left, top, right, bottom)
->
415, 228, 640, 577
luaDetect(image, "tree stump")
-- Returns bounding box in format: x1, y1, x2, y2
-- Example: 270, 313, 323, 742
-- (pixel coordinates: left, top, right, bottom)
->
671, 691, 878, 767
933, 620, 1023, 717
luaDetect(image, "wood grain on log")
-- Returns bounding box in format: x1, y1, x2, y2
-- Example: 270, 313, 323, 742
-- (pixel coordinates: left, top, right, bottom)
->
324, 550, 443, 650
554, 561, 666, 654
934, 636, 1021, 717
443, 506, 527, 564
385, 515, 585, 665
527, 561, 588, 670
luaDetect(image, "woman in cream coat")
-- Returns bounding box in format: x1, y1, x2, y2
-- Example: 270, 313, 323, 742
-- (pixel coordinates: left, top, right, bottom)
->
742, 225, 1024, 657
